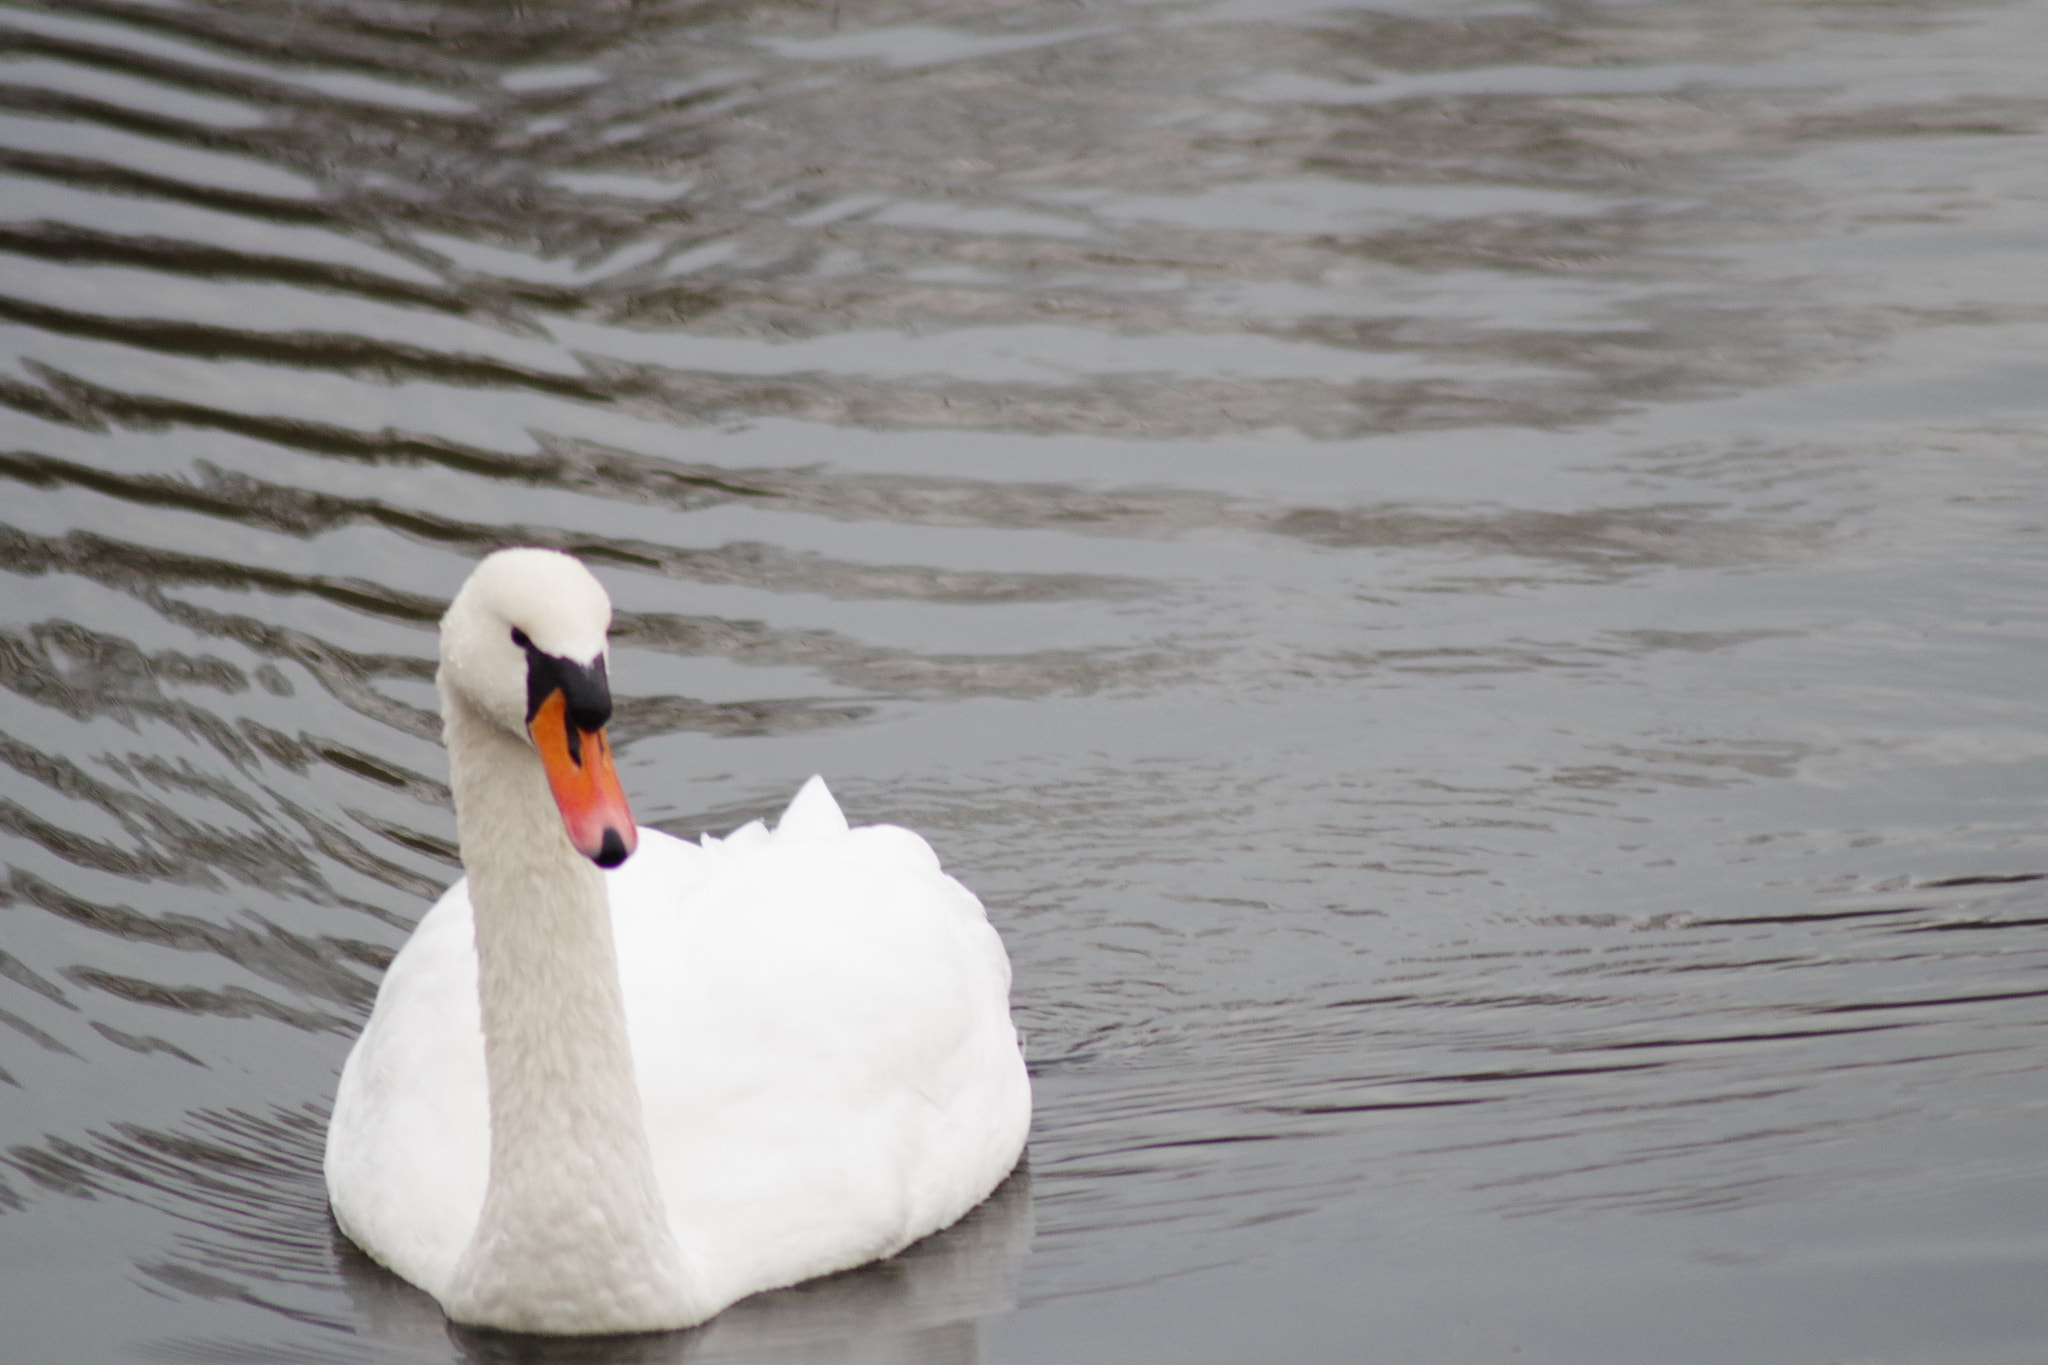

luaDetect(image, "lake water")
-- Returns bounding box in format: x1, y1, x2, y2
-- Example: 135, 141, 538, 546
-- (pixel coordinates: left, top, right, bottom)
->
4, 0, 2048, 1360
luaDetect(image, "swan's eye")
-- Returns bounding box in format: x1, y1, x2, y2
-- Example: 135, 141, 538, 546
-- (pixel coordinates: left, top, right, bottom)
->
511, 627, 532, 650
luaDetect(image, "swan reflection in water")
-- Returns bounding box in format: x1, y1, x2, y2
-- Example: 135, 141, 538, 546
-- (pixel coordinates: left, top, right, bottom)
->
337, 1165, 1032, 1365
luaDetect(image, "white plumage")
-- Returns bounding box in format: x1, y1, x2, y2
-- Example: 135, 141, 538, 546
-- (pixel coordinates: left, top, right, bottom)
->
324, 550, 1029, 1334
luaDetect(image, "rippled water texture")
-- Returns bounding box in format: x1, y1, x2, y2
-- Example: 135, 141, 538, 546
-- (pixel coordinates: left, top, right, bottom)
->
5, 0, 2048, 1359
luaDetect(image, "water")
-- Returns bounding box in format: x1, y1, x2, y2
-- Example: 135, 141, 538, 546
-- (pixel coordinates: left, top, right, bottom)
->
3, 0, 2048, 1359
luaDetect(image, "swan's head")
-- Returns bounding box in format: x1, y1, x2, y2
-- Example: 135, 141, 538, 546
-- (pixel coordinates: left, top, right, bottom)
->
440, 548, 637, 868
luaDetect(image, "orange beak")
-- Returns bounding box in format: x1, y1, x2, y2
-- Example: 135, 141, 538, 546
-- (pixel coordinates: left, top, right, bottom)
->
528, 688, 637, 868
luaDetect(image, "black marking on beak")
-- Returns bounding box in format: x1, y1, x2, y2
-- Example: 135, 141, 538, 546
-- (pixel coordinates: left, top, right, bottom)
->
595, 828, 629, 869
513, 626, 613, 762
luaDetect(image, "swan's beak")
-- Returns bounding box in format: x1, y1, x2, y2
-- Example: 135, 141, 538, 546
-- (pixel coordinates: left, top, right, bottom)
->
528, 688, 638, 868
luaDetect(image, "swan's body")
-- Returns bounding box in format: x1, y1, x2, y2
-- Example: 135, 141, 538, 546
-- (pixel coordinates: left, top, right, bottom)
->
324, 549, 1030, 1334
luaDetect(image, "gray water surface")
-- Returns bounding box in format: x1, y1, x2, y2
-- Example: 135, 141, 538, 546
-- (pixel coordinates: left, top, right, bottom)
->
4, 0, 2048, 1361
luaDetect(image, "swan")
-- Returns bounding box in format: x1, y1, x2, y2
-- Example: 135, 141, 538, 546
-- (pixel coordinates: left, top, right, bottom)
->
324, 548, 1030, 1335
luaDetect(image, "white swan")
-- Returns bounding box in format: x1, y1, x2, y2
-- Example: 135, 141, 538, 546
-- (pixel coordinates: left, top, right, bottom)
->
324, 548, 1030, 1335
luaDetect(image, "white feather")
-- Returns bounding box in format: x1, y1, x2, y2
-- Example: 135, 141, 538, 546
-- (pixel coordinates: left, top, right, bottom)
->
324, 551, 1029, 1333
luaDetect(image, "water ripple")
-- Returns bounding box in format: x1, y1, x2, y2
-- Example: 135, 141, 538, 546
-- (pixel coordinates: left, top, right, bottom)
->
4, 0, 2048, 1359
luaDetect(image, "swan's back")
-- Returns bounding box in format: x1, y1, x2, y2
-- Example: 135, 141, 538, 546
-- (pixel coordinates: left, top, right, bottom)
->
326, 780, 1030, 1317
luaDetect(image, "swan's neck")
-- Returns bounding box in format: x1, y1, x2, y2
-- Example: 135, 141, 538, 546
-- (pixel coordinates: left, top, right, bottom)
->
439, 691, 691, 1333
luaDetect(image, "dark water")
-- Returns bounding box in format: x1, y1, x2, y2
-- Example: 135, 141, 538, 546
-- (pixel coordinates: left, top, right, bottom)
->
4, 0, 2048, 1359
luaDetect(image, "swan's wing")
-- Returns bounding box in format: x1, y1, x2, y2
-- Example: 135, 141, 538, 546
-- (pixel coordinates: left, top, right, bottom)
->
614, 816, 1029, 1309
